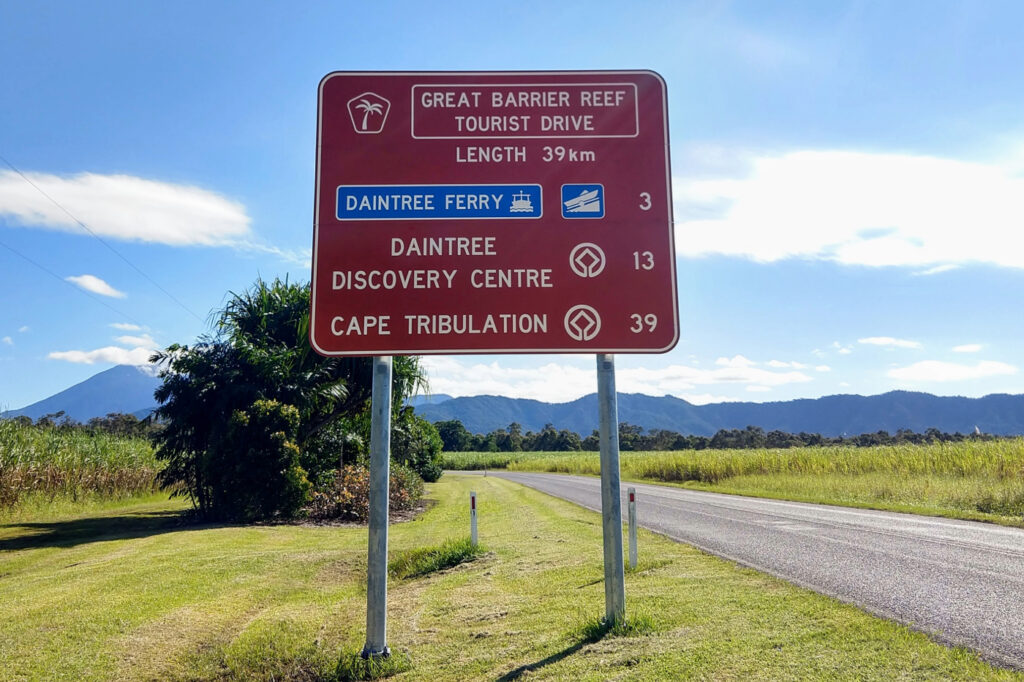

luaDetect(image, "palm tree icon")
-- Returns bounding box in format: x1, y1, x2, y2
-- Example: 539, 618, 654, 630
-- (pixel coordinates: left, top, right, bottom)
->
354, 99, 383, 131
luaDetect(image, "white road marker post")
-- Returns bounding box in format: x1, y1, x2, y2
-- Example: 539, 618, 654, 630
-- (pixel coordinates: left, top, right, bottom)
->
628, 487, 638, 570
470, 491, 478, 546
362, 356, 392, 659
597, 353, 626, 624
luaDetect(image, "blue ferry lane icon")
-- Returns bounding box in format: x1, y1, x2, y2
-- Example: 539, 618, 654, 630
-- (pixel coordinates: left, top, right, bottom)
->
336, 184, 542, 220
561, 184, 605, 219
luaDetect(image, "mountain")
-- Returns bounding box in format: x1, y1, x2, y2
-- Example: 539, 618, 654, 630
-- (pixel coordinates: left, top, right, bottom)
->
2, 365, 162, 422
414, 391, 1024, 437
406, 393, 454, 408
6, 366, 1024, 438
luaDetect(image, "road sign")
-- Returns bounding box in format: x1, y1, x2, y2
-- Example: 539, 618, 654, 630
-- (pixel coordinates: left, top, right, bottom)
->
312, 71, 677, 355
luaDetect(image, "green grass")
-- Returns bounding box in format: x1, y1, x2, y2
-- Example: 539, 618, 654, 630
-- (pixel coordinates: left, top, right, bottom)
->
0, 420, 161, 512
335, 649, 414, 681
575, 612, 656, 641
444, 439, 1024, 525
2, 474, 1022, 680
389, 537, 485, 580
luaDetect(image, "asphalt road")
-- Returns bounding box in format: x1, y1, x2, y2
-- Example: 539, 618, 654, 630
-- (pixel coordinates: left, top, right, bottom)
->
481, 471, 1024, 670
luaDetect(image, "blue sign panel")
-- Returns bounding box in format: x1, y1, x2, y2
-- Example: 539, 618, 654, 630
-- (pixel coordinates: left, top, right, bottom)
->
561, 183, 605, 219
336, 184, 543, 220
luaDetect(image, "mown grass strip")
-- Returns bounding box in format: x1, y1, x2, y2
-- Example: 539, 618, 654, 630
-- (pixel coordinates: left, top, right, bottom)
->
388, 536, 485, 580
1, 474, 1021, 680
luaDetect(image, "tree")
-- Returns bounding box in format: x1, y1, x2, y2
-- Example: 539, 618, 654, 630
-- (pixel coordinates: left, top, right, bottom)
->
618, 422, 643, 451
528, 424, 560, 451
435, 419, 472, 452
151, 278, 428, 520
391, 409, 443, 482
507, 422, 524, 452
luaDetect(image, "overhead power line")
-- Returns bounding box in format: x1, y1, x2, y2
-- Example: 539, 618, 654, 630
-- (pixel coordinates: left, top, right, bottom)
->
0, 236, 148, 328
0, 153, 205, 323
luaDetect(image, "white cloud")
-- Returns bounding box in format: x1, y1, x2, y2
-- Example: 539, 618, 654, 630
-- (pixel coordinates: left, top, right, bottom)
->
237, 241, 313, 268
422, 356, 812, 403
715, 354, 756, 368
2, 336, 12, 346
110, 323, 142, 331
65, 274, 126, 298
0, 170, 250, 246
672, 393, 736, 405
17, 326, 29, 333
815, 365, 831, 372
952, 344, 983, 353
48, 346, 154, 366
888, 360, 1018, 382
827, 341, 853, 355
675, 149, 1024, 269
421, 357, 593, 403
858, 336, 922, 349
767, 360, 808, 369
114, 334, 157, 348
915, 264, 960, 276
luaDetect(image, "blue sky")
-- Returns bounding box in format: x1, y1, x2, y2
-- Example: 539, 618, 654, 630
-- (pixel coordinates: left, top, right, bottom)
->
2, 0, 1023, 410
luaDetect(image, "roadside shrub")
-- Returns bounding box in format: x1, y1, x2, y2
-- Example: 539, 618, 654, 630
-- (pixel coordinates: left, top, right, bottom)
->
306, 463, 423, 522
391, 412, 443, 482
150, 278, 430, 522
208, 400, 311, 521
389, 461, 424, 509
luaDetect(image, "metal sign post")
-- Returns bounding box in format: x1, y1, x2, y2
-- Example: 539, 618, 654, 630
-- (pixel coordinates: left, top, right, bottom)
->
597, 353, 626, 623
362, 356, 392, 659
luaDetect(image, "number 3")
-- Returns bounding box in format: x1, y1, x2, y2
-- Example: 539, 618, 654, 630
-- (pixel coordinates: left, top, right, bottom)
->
639, 192, 652, 211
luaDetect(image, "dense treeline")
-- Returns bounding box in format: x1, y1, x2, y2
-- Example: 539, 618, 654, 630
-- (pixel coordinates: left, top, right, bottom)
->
3, 411, 162, 439
434, 419, 998, 453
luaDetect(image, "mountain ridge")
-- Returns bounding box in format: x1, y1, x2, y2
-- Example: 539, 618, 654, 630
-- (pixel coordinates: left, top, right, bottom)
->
4, 366, 1023, 437
413, 390, 1024, 437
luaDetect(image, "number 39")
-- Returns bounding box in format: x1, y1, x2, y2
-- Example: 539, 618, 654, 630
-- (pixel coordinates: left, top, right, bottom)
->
630, 314, 657, 333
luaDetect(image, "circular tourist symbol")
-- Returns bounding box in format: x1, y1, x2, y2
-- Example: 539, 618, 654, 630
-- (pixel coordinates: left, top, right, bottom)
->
564, 304, 602, 341
569, 242, 606, 278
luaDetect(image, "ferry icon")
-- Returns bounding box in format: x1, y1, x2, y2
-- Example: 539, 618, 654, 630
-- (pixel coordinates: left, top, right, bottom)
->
510, 190, 535, 213
561, 184, 605, 218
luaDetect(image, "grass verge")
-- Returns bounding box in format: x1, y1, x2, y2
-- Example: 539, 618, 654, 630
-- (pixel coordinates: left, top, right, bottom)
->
1, 475, 1021, 680
335, 649, 414, 681
389, 537, 485, 580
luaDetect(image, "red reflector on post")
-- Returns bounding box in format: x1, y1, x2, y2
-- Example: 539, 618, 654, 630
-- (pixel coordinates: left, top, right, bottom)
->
629, 492, 635, 503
